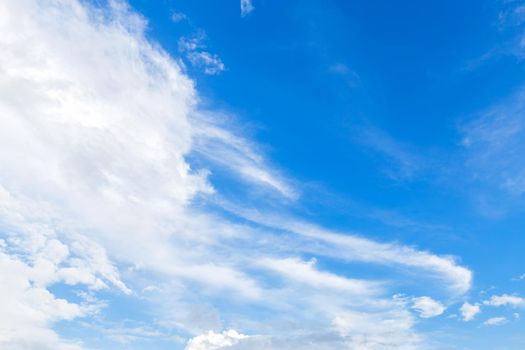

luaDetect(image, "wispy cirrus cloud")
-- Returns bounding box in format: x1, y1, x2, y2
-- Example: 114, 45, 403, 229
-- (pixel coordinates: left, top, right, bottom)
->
179, 33, 225, 75
356, 127, 427, 181
461, 88, 525, 215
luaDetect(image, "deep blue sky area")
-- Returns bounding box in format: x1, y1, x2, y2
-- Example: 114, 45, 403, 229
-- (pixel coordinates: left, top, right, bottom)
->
128, 1, 522, 237
129, 2, 522, 212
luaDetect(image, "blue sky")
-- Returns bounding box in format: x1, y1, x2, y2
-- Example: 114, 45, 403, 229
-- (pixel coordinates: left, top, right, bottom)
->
1, 0, 525, 349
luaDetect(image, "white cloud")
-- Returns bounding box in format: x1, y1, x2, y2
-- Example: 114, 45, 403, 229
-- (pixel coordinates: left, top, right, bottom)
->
185, 330, 248, 350
410, 296, 445, 318
332, 307, 422, 350
258, 257, 381, 295
0, 0, 254, 346
179, 34, 225, 75
0, 245, 88, 350
186, 315, 422, 350
187, 51, 225, 75
240, 0, 255, 17
192, 119, 297, 198
484, 317, 507, 326
224, 208, 473, 296
484, 294, 525, 308
459, 302, 481, 321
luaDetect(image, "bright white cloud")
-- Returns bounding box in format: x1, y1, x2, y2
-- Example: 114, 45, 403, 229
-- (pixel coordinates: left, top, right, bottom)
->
192, 120, 297, 199
0, 0, 243, 346
460, 302, 481, 321
410, 296, 445, 318
0, 244, 88, 350
259, 257, 381, 295
224, 209, 473, 296
484, 294, 525, 308
185, 330, 248, 350
240, 0, 255, 17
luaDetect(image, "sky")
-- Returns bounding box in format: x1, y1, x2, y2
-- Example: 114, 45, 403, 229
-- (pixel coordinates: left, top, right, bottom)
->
1, 0, 525, 349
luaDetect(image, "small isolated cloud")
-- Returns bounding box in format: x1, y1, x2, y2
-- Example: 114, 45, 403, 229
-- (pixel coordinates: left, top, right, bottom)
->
187, 52, 225, 75
185, 330, 248, 350
329, 63, 360, 87
484, 294, 525, 308
171, 11, 187, 23
179, 34, 225, 75
240, 0, 255, 17
484, 317, 507, 326
410, 296, 446, 318
460, 302, 481, 321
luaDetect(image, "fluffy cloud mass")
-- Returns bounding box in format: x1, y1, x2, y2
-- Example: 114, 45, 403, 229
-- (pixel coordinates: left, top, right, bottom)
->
410, 296, 446, 318
483, 294, 525, 308
460, 302, 481, 321
0, 0, 472, 349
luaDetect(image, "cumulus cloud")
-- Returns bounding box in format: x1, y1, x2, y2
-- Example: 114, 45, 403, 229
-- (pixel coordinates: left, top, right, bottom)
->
460, 302, 481, 321
410, 296, 446, 318
0, 0, 239, 346
0, 243, 88, 349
